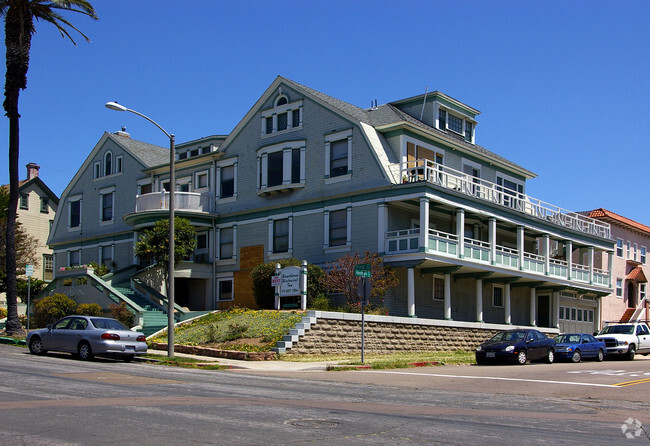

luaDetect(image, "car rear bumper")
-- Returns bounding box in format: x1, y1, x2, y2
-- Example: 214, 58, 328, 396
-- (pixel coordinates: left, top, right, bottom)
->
91, 340, 148, 355
475, 351, 519, 363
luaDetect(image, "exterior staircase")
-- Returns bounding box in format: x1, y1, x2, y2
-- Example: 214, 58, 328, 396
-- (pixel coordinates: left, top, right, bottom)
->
113, 283, 169, 336
619, 308, 635, 323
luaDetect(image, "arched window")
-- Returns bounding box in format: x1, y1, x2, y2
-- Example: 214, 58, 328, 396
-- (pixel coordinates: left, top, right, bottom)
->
275, 95, 288, 106
104, 152, 112, 176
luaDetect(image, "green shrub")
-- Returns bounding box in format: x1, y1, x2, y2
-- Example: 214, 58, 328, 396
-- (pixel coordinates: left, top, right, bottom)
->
109, 302, 134, 328
76, 303, 103, 316
32, 293, 77, 327
251, 258, 326, 309
309, 293, 332, 311
0, 307, 7, 319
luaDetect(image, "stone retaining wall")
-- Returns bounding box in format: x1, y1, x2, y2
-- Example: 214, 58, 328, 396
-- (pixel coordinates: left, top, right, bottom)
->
152, 342, 277, 361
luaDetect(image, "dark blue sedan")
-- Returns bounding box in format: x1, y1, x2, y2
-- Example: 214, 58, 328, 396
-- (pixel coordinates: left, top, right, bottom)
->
475, 329, 556, 365
553, 333, 605, 363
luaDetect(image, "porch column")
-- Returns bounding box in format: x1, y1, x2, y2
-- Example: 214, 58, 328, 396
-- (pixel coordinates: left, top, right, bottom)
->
488, 218, 497, 265
530, 288, 537, 326
517, 226, 525, 270
456, 209, 465, 259
565, 240, 573, 281
588, 246, 595, 284
553, 291, 560, 328
419, 198, 429, 252
543, 234, 550, 275
505, 284, 511, 324
377, 203, 387, 254
476, 278, 484, 322
444, 273, 452, 320
407, 267, 416, 317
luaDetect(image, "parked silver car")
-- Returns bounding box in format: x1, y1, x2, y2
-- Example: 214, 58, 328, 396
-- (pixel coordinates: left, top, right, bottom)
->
27, 315, 147, 362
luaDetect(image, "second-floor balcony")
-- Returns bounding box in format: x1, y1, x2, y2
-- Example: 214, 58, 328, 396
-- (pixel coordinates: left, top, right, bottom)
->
400, 160, 611, 239
135, 191, 213, 214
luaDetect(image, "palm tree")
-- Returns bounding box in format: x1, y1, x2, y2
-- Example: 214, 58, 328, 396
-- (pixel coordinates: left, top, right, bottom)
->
1, 1, 96, 335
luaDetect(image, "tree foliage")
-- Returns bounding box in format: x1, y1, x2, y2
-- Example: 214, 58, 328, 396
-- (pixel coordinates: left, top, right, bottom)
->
32, 293, 78, 327
251, 258, 326, 309
1, 0, 97, 335
324, 251, 398, 309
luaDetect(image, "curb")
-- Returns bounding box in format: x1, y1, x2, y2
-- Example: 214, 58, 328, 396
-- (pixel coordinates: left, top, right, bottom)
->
327, 361, 439, 371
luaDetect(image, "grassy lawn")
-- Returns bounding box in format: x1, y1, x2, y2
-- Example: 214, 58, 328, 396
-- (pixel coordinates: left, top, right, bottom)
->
280, 350, 475, 367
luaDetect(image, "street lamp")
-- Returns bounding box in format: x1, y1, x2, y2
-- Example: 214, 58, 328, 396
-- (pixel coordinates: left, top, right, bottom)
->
105, 101, 176, 358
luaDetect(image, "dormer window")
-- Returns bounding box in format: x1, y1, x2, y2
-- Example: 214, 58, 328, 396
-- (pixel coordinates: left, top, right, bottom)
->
437, 107, 475, 143
261, 94, 303, 137
257, 141, 305, 195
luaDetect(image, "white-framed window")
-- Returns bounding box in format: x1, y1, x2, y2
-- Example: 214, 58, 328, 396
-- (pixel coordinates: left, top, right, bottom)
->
216, 276, 234, 302
496, 173, 524, 208
43, 254, 53, 281
194, 232, 209, 262
588, 309, 594, 323
115, 155, 123, 174
104, 151, 113, 176
436, 106, 475, 143
256, 141, 305, 193
40, 197, 49, 213
492, 285, 504, 308
270, 217, 291, 255
93, 161, 101, 179
19, 193, 28, 210
177, 176, 191, 192
68, 195, 82, 230
99, 187, 115, 223
577, 308, 583, 322
324, 207, 351, 250
138, 179, 153, 196
616, 278, 623, 297
217, 226, 235, 261
432, 275, 444, 300
626, 241, 631, 259
194, 170, 209, 190
641, 246, 647, 264
325, 129, 352, 182
616, 238, 624, 257
634, 244, 638, 262
640, 283, 646, 301
69, 249, 80, 267
559, 306, 565, 320
217, 160, 237, 200
260, 95, 303, 137
100, 244, 113, 266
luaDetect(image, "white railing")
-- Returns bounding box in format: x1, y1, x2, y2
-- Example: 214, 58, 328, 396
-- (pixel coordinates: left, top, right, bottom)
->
135, 192, 212, 213
400, 159, 611, 239
385, 228, 420, 253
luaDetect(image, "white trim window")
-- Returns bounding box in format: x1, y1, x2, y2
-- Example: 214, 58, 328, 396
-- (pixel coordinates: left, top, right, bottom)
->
99, 187, 115, 224
325, 129, 352, 182
138, 179, 153, 196
68, 195, 82, 231
194, 170, 209, 191
616, 278, 623, 297
626, 241, 631, 259
436, 106, 475, 143
217, 226, 235, 262
496, 173, 524, 208
256, 141, 305, 194
269, 217, 292, 257
104, 151, 113, 176
216, 276, 234, 302
217, 159, 237, 200
260, 95, 303, 137
616, 238, 624, 258
93, 161, 101, 179
641, 246, 647, 264
640, 283, 646, 302
432, 275, 444, 301
69, 249, 80, 267
324, 207, 351, 251
492, 285, 504, 308
19, 193, 28, 210
100, 244, 113, 266
193, 232, 209, 262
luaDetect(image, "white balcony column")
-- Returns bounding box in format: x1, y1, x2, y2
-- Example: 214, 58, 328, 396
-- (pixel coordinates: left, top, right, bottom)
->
444, 273, 452, 320
476, 279, 483, 322
530, 288, 537, 326
553, 291, 560, 328
488, 218, 497, 265
377, 203, 387, 254
565, 240, 573, 280
407, 267, 416, 317
543, 234, 550, 275
456, 209, 465, 259
588, 246, 595, 284
517, 226, 525, 270
505, 284, 512, 324
607, 250, 614, 287
419, 198, 429, 252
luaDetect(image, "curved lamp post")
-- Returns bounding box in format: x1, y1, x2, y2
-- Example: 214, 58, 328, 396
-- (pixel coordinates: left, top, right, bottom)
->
105, 101, 176, 358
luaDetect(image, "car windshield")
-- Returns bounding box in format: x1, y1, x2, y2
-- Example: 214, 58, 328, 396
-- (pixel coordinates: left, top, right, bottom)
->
555, 334, 581, 344
90, 318, 127, 330
490, 331, 527, 342
599, 325, 634, 335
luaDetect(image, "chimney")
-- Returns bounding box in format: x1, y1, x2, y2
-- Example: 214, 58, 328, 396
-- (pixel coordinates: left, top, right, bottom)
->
115, 126, 130, 138
26, 162, 40, 180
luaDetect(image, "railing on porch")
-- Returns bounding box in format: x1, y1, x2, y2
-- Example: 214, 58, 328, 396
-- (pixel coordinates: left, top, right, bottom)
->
400, 159, 611, 239
135, 191, 212, 213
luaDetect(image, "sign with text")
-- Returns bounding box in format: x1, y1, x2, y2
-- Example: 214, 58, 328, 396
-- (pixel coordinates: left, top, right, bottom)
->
25, 264, 34, 277
278, 266, 301, 297
354, 263, 371, 278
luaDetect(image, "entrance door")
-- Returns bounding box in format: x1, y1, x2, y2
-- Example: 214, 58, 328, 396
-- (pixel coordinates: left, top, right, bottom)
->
537, 295, 550, 327
627, 282, 637, 308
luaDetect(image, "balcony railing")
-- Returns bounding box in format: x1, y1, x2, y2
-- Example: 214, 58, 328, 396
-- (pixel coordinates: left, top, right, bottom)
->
401, 160, 611, 239
385, 227, 610, 287
135, 192, 212, 213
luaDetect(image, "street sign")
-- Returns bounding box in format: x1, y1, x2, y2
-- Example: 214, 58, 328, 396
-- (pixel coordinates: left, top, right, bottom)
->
25, 264, 34, 277
271, 275, 281, 287
354, 263, 371, 278
357, 277, 372, 306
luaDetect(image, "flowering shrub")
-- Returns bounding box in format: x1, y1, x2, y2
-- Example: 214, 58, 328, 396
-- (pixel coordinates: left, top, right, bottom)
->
59, 265, 91, 271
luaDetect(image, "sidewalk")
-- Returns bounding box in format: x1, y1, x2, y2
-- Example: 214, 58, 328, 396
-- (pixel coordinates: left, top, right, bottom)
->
143, 349, 337, 371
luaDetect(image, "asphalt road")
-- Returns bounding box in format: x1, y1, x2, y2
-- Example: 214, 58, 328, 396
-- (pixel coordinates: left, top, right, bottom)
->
1, 344, 649, 446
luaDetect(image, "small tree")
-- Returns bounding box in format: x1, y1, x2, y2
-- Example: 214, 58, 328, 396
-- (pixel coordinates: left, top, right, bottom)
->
110, 302, 134, 328
16, 277, 46, 304
32, 293, 77, 327
324, 251, 398, 309
134, 217, 197, 295
251, 258, 326, 309
76, 303, 102, 316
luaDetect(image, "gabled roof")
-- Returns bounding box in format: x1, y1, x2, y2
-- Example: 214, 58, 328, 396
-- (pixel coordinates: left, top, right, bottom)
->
1, 176, 59, 205
111, 132, 169, 167
585, 208, 650, 235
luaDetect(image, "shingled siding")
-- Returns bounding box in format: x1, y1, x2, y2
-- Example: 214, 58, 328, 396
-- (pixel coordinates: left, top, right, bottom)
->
284, 312, 559, 355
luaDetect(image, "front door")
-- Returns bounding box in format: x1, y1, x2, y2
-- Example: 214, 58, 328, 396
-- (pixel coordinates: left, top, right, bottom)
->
537, 295, 550, 327
627, 282, 637, 308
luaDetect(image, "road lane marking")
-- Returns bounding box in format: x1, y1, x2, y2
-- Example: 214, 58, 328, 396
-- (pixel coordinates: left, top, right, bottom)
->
365, 371, 618, 388
613, 377, 650, 387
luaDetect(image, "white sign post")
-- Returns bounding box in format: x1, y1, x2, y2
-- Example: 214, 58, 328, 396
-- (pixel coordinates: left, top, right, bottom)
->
271, 261, 308, 310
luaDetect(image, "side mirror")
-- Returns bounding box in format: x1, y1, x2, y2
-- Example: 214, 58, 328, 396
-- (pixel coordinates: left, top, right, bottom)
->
46, 324, 52, 331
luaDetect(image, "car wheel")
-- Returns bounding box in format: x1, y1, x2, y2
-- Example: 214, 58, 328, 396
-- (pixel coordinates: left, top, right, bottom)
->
28, 336, 46, 355
78, 342, 94, 361
546, 349, 555, 364
517, 349, 528, 365
596, 349, 604, 362
123, 355, 135, 363
570, 350, 581, 363
626, 345, 636, 361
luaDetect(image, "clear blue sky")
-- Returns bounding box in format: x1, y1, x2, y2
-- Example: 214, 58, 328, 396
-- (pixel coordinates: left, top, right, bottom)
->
2, 1, 650, 223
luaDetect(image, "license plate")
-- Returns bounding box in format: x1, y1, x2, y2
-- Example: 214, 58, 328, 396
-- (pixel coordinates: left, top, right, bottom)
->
486, 352, 495, 358
125, 346, 135, 351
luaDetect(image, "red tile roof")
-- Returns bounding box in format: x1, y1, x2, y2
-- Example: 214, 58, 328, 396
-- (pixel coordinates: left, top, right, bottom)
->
586, 208, 650, 235
626, 266, 647, 283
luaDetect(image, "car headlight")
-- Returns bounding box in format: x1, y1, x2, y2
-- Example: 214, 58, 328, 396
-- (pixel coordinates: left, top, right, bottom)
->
505, 345, 515, 352
567, 347, 574, 351
618, 340, 629, 346
476, 346, 482, 352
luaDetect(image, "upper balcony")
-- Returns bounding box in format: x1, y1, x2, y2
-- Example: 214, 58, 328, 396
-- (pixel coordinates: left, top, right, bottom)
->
400, 160, 611, 240
135, 192, 214, 214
